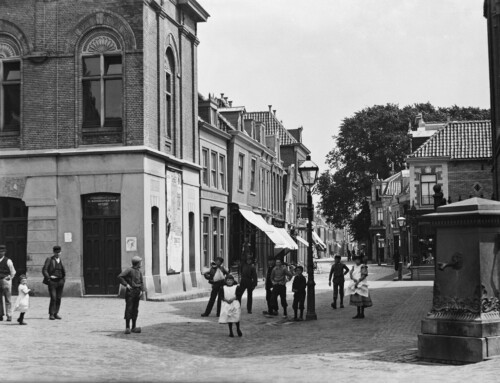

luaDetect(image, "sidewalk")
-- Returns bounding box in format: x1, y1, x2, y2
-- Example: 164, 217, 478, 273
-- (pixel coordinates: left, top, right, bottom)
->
2, 266, 499, 382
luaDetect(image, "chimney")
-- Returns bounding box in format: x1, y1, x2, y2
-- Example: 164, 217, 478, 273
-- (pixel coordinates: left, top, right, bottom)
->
415, 113, 425, 128
220, 93, 224, 99
224, 97, 228, 105
228, 101, 233, 107
273, 110, 276, 116
268, 105, 272, 113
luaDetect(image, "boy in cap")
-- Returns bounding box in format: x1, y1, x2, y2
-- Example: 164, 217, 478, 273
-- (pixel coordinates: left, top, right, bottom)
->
0, 244, 16, 321
201, 256, 227, 317
271, 258, 293, 318
328, 255, 350, 309
118, 255, 146, 334
42, 245, 65, 320
239, 255, 258, 314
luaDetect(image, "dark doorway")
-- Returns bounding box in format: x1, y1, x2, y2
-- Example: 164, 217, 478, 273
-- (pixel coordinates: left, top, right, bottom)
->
0, 198, 28, 293
151, 207, 161, 293
82, 194, 121, 294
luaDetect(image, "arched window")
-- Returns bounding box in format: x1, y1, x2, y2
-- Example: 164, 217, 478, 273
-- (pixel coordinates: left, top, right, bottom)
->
0, 36, 21, 133
81, 31, 123, 129
165, 49, 176, 139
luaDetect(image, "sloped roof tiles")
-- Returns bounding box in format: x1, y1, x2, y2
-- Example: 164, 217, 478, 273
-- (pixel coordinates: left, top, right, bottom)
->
244, 111, 298, 145
410, 120, 491, 160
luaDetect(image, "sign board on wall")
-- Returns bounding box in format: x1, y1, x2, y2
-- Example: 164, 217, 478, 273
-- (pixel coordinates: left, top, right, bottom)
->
126, 237, 137, 252
166, 170, 183, 272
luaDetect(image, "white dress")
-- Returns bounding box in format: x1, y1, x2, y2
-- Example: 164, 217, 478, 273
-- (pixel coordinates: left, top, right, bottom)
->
14, 284, 30, 313
218, 285, 241, 324
345, 264, 369, 297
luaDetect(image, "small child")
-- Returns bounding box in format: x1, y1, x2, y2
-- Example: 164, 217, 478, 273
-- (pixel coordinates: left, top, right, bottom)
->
345, 255, 373, 319
328, 255, 350, 309
118, 255, 146, 334
14, 275, 30, 325
292, 266, 307, 321
218, 274, 242, 337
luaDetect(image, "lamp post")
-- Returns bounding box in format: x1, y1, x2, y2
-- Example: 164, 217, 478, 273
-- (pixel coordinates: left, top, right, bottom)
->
396, 216, 406, 281
298, 154, 319, 321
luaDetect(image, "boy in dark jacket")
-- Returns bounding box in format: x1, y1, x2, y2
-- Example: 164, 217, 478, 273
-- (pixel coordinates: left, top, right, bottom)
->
239, 255, 258, 314
292, 266, 307, 321
201, 256, 228, 317
328, 255, 350, 309
263, 256, 276, 316
118, 255, 146, 334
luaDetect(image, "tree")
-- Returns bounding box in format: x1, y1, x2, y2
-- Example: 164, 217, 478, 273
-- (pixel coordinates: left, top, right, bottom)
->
317, 102, 490, 241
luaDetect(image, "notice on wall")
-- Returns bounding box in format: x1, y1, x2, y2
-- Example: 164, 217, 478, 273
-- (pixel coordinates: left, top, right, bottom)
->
126, 237, 137, 252
64, 232, 72, 243
166, 170, 183, 273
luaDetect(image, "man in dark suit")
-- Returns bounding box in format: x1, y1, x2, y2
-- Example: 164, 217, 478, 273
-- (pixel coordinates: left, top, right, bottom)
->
42, 245, 66, 320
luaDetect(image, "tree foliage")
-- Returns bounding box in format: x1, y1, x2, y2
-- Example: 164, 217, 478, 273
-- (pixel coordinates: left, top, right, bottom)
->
317, 102, 490, 241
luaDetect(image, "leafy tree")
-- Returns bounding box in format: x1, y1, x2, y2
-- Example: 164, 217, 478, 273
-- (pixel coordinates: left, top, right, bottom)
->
317, 102, 490, 241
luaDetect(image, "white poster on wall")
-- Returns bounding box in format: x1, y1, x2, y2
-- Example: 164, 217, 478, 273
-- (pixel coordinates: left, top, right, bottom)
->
166, 170, 183, 273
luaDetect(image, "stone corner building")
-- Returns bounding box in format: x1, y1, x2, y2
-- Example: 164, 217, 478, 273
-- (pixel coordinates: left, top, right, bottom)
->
0, 0, 209, 296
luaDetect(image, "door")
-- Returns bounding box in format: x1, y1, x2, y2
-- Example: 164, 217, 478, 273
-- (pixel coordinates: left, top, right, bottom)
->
0, 198, 28, 293
82, 194, 121, 294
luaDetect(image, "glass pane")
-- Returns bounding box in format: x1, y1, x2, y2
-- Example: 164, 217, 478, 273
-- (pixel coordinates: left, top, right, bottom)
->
421, 175, 436, 182
82, 80, 101, 127
3, 84, 20, 131
166, 72, 171, 94
105, 56, 122, 75
3, 62, 20, 81
83, 57, 100, 77
104, 79, 122, 127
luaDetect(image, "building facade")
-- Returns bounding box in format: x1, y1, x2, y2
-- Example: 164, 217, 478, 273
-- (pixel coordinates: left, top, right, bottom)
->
0, 0, 209, 296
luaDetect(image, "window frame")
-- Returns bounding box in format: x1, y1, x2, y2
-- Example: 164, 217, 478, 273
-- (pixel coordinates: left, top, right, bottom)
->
219, 217, 225, 258
420, 174, 437, 206
165, 49, 175, 139
219, 154, 226, 191
82, 53, 123, 129
238, 153, 245, 191
201, 148, 209, 186
250, 158, 257, 193
202, 215, 210, 267
0, 58, 21, 134
377, 207, 384, 224
210, 150, 218, 188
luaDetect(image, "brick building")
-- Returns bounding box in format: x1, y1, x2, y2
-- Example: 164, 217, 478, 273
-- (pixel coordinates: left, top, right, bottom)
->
0, 0, 209, 296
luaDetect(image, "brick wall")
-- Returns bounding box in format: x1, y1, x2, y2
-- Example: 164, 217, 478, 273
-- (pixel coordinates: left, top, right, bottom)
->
448, 160, 493, 201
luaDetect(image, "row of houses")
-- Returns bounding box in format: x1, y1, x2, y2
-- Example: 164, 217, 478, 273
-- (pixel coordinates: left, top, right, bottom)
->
0, 0, 338, 297
368, 116, 492, 266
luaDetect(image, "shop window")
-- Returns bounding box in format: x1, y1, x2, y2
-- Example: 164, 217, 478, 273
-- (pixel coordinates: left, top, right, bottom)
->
421, 174, 437, 206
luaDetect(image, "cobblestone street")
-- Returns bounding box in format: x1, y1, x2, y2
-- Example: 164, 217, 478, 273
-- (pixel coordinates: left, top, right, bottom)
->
2, 265, 500, 382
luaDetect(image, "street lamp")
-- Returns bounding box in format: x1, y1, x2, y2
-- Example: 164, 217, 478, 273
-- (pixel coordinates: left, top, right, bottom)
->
298, 155, 319, 320
396, 216, 406, 281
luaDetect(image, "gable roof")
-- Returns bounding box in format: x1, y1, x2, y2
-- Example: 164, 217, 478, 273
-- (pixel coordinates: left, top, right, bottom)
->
244, 111, 298, 145
410, 120, 491, 160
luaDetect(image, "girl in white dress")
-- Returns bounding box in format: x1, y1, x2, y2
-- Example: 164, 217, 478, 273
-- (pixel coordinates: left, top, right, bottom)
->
345, 256, 372, 319
14, 275, 30, 325
218, 274, 242, 337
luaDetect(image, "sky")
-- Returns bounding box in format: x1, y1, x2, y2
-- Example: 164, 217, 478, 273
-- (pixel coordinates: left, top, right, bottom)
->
197, 0, 490, 174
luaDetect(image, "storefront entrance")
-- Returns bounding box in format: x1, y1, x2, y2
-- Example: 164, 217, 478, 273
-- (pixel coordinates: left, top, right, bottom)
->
0, 198, 28, 293
82, 194, 121, 294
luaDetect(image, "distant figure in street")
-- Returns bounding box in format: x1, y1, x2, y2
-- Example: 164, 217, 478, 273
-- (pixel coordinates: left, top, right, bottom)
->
347, 249, 352, 262
14, 275, 30, 325
0, 244, 16, 322
219, 274, 242, 337
291, 265, 306, 321
328, 255, 349, 309
271, 259, 293, 318
263, 256, 277, 316
118, 255, 146, 334
42, 245, 65, 320
201, 257, 228, 317
345, 255, 373, 319
239, 255, 258, 314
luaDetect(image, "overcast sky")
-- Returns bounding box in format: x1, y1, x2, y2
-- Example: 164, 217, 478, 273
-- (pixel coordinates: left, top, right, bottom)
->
197, 0, 490, 173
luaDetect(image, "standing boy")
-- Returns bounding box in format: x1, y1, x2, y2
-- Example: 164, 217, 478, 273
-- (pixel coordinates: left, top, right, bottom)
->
118, 255, 146, 334
263, 256, 276, 316
271, 259, 293, 318
292, 265, 307, 321
42, 245, 65, 320
201, 256, 227, 317
239, 255, 258, 314
328, 255, 349, 309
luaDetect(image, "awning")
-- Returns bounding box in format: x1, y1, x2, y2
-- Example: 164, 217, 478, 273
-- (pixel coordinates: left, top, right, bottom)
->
296, 235, 309, 247
277, 228, 298, 250
239, 209, 288, 248
312, 231, 327, 251
239, 209, 273, 233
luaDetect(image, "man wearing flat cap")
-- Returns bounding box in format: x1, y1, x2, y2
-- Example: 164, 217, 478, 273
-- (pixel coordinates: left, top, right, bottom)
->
0, 244, 16, 321
42, 245, 66, 320
118, 255, 146, 334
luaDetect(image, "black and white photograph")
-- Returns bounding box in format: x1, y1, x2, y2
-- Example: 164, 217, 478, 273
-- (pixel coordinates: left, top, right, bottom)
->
1, 0, 500, 382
